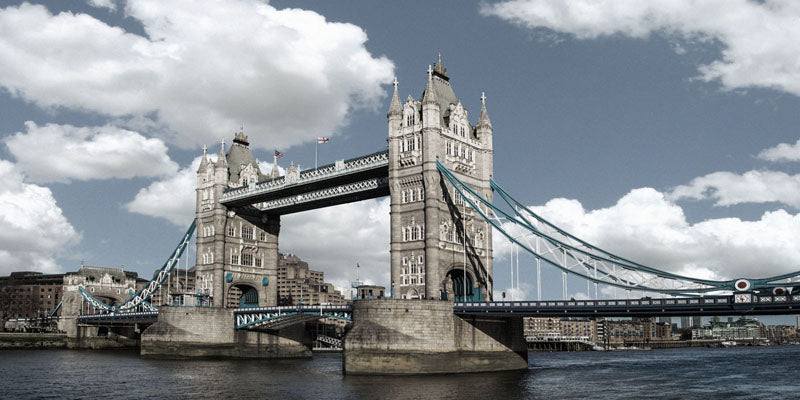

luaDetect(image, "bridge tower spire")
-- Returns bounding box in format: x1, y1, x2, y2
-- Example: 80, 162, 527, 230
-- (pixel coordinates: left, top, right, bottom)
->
388, 58, 494, 302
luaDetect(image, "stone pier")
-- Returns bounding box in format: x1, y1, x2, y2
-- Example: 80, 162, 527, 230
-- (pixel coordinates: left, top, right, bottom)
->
343, 299, 528, 375
141, 306, 311, 358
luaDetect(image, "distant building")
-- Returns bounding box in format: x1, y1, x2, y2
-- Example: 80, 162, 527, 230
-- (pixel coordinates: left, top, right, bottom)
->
764, 325, 797, 343
355, 285, 385, 300
692, 317, 765, 340
276, 253, 345, 306
692, 316, 702, 329
680, 316, 691, 329
523, 317, 599, 342
0, 271, 65, 320
149, 268, 196, 307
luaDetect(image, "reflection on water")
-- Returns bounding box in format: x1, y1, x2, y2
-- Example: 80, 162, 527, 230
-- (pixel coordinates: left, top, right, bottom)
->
1, 346, 798, 399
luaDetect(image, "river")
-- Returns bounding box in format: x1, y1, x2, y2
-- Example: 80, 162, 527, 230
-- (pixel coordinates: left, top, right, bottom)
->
1, 346, 797, 399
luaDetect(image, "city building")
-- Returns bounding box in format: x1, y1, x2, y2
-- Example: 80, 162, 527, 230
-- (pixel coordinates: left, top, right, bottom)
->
523, 317, 599, 342
276, 253, 345, 306
149, 268, 197, 307
0, 271, 65, 320
355, 285, 385, 300
692, 318, 765, 340
764, 325, 797, 344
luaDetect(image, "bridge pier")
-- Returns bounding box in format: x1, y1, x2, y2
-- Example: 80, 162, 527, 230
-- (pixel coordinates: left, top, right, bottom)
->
343, 299, 527, 375
140, 306, 311, 358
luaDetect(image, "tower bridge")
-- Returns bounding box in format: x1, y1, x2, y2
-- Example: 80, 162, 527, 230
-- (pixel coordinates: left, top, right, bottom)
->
68, 58, 800, 374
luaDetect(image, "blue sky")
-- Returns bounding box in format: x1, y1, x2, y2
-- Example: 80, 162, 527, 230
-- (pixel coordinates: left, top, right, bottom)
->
1, 0, 800, 319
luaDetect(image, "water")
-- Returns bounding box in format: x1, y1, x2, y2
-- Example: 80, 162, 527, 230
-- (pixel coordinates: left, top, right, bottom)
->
1, 346, 798, 399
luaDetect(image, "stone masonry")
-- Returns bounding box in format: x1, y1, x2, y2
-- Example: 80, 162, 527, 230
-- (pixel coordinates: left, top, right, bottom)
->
388, 58, 494, 302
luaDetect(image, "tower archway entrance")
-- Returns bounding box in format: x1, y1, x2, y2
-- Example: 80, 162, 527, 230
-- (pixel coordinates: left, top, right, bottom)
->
445, 269, 482, 302
226, 284, 258, 308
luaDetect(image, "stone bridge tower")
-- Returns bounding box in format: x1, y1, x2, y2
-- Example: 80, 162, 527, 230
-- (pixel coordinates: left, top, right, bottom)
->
194, 131, 280, 308
388, 59, 494, 301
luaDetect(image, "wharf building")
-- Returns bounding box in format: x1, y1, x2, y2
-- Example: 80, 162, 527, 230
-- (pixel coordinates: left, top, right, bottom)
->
0, 271, 66, 320
692, 317, 765, 340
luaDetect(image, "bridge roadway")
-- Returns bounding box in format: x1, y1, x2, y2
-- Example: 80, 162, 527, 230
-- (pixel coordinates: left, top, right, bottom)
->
453, 293, 800, 318
77, 293, 800, 328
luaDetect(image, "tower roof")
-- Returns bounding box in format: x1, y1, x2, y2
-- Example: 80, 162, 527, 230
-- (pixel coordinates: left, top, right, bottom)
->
420, 56, 461, 125
226, 132, 264, 184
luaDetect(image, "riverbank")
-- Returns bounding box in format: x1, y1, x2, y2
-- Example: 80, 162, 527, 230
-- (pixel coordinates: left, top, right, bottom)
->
0, 332, 138, 350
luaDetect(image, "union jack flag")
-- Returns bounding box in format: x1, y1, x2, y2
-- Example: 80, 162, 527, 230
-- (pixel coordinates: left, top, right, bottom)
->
317, 137, 329, 143
274, 150, 284, 158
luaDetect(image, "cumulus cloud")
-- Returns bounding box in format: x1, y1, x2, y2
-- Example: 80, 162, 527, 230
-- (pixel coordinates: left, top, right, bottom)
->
493, 188, 800, 282
757, 138, 800, 162
481, 0, 800, 96
87, 0, 116, 11
125, 154, 285, 226
280, 198, 390, 289
0, 1, 394, 150
4, 121, 177, 183
0, 160, 81, 274
668, 170, 800, 208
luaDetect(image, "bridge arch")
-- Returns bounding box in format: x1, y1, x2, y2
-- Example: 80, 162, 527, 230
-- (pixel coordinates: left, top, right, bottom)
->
226, 283, 259, 308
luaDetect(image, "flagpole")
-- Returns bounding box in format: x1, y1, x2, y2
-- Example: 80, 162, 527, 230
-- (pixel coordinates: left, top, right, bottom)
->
315, 140, 318, 169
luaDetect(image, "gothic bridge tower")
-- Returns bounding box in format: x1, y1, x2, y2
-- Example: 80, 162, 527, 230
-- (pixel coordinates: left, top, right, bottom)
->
194, 131, 281, 308
388, 59, 494, 301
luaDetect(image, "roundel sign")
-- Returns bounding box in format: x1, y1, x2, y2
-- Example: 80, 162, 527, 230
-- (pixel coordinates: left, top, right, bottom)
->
734, 279, 751, 291
773, 287, 786, 295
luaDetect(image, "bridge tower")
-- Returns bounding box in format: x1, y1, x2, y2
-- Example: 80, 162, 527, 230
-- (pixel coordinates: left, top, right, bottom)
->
388, 59, 494, 301
194, 131, 280, 308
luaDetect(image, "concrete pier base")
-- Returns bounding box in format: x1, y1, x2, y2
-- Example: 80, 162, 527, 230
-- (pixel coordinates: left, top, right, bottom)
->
140, 306, 311, 358
343, 300, 528, 375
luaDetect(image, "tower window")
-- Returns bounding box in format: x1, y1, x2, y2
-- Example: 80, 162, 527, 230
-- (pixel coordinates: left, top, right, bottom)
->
228, 226, 236, 237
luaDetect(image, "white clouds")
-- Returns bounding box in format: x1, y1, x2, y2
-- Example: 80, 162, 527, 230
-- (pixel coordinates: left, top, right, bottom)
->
0, 1, 394, 150
0, 160, 80, 274
481, 0, 800, 96
669, 170, 800, 208
757, 138, 800, 162
4, 121, 177, 183
125, 155, 213, 225
497, 188, 800, 282
87, 0, 116, 11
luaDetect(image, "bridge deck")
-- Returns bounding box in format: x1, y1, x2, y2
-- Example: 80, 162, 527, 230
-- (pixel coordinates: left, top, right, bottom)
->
454, 294, 800, 318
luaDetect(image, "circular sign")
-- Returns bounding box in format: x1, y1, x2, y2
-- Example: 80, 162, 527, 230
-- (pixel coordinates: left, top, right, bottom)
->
734, 279, 751, 291
773, 287, 786, 295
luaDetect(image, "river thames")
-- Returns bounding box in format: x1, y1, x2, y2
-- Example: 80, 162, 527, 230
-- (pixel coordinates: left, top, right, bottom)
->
1, 346, 797, 399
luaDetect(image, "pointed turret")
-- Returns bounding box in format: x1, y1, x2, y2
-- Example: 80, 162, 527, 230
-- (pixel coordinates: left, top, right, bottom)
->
477, 92, 493, 150
270, 154, 280, 179
422, 65, 440, 130
388, 77, 402, 117
217, 139, 228, 167
197, 145, 209, 173
388, 77, 402, 138
422, 65, 438, 105
477, 92, 492, 130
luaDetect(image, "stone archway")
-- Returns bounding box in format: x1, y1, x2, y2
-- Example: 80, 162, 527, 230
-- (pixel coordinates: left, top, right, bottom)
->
226, 284, 258, 308
444, 268, 481, 302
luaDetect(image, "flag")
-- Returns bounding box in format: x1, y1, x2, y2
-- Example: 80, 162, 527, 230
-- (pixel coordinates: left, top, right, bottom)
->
317, 137, 329, 143
274, 150, 284, 158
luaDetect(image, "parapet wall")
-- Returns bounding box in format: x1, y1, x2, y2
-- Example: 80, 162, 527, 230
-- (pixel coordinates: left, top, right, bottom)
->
141, 306, 311, 358
343, 299, 527, 374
